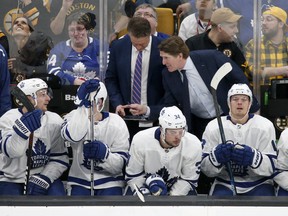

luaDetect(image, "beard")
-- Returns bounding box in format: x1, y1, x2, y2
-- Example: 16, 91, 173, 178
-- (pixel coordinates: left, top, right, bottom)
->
262, 28, 278, 40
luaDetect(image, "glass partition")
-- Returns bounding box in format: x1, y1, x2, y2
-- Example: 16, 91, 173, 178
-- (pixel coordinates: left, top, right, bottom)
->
1, 0, 288, 134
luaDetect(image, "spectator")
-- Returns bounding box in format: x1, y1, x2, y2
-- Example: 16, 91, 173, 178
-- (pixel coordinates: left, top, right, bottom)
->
61, 79, 130, 195
201, 83, 277, 196
105, 17, 165, 140
178, 0, 288, 46
0, 0, 51, 37
49, 0, 98, 43
125, 106, 202, 196
185, 7, 252, 83
133, 3, 170, 39
178, 0, 216, 42
0, 78, 69, 195
245, 6, 288, 85
0, 44, 11, 117
47, 12, 99, 85
111, 0, 181, 43
8, 16, 52, 84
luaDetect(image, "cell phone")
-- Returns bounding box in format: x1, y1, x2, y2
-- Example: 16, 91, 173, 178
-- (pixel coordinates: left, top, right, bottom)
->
124, 108, 131, 116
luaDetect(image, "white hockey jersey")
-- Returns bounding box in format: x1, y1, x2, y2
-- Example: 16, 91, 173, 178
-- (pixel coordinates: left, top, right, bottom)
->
201, 114, 277, 194
61, 107, 130, 189
274, 128, 288, 191
125, 127, 202, 195
0, 109, 69, 183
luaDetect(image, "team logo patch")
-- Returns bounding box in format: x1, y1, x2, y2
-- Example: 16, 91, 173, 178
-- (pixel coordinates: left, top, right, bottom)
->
223, 49, 232, 58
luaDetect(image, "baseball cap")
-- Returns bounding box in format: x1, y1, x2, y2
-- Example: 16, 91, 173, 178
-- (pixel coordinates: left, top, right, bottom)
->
263, 6, 287, 27
211, 7, 242, 25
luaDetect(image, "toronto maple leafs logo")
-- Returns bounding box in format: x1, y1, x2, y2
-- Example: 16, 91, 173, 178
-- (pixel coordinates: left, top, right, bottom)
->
30, 139, 50, 169
230, 162, 249, 177
72, 62, 87, 73
146, 167, 179, 191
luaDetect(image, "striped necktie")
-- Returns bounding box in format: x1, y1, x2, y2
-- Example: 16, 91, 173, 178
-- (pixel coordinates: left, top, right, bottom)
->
132, 51, 142, 104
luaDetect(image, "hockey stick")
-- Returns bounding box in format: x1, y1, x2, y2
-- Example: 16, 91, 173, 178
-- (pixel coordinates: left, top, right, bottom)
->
90, 96, 95, 196
210, 62, 237, 196
88, 86, 101, 196
10, 86, 35, 195
134, 184, 145, 203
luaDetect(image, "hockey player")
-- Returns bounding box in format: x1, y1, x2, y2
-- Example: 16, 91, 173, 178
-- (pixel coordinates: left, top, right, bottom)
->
274, 129, 288, 196
125, 106, 202, 196
61, 79, 130, 195
0, 78, 69, 195
201, 83, 277, 196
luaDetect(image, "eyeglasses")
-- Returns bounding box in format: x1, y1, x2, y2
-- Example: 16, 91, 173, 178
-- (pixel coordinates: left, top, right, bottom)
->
134, 12, 156, 19
68, 27, 86, 34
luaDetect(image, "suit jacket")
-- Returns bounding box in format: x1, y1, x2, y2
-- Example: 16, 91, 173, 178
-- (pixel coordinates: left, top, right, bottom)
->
162, 49, 260, 133
105, 35, 165, 120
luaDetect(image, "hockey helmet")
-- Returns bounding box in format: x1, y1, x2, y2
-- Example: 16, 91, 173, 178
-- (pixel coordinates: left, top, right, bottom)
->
17, 78, 48, 99
227, 83, 253, 105
159, 106, 186, 131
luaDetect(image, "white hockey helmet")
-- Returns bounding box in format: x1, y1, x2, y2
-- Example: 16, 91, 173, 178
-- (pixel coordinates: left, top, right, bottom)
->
90, 81, 107, 112
17, 78, 48, 99
159, 106, 187, 131
227, 83, 253, 105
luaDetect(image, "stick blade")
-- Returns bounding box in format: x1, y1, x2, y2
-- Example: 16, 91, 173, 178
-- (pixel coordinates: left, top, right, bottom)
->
10, 86, 35, 112
134, 184, 145, 202
210, 62, 232, 90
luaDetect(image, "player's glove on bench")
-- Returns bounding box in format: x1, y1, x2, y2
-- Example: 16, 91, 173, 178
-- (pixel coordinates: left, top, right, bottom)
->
231, 144, 262, 168
146, 174, 167, 196
209, 142, 234, 167
74, 79, 100, 107
27, 174, 51, 195
13, 109, 42, 139
83, 140, 110, 161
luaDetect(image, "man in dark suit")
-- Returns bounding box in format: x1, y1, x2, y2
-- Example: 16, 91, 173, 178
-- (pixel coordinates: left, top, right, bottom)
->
158, 35, 260, 195
105, 17, 165, 140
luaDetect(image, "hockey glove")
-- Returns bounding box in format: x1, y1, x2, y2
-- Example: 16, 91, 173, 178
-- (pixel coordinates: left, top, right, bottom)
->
13, 109, 42, 140
83, 140, 110, 161
231, 144, 262, 168
74, 79, 100, 107
146, 174, 167, 196
209, 142, 234, 166
27, 174, 51, 195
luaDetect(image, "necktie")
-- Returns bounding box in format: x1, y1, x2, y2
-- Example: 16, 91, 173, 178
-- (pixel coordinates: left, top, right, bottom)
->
181, 69, 188, 87
132, 51, 142, 104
